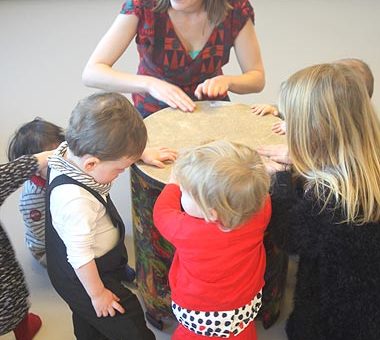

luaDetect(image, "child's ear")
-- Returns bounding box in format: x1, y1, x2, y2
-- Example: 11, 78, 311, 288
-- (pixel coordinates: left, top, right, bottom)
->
83, 156, 100, 172
209, 209, 218, 222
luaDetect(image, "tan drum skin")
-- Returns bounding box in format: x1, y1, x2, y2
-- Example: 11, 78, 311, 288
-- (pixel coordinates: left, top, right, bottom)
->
135, 101, 285, 183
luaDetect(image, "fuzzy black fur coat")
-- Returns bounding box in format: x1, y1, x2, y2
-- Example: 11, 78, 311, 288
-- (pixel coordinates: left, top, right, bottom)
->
269, 172, 380, 340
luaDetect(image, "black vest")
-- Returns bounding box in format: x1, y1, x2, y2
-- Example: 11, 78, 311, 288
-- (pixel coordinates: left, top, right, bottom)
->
45, 172, 129, 306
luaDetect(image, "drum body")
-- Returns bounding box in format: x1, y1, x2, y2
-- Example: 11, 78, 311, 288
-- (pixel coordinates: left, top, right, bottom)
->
131, 102, 288, 329
131, 166, 174, 327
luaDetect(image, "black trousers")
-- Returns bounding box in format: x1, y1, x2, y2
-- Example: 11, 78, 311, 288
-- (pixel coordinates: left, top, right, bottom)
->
71, 283, 155, 340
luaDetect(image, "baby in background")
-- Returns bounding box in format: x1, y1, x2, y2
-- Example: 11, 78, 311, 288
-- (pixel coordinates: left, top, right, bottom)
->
7, 117, 65, 266
153, 140, 271, 340
252, 58, 374, 135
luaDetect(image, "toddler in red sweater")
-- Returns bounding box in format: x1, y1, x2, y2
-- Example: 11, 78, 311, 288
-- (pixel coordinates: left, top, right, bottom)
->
153, 140, 271, 340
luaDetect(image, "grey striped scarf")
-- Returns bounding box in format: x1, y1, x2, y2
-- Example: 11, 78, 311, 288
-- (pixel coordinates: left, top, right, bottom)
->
48, 141, 111, 196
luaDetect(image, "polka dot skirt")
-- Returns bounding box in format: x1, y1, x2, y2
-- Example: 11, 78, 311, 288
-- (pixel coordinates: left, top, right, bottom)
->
172, 290, 262, 338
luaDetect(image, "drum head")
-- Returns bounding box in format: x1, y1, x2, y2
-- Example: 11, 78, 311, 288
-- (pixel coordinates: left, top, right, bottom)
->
135, 101, 285, 184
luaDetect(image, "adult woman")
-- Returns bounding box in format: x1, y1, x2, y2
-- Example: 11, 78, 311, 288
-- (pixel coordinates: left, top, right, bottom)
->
258, 64, 380, 339
82, 0, 265, 117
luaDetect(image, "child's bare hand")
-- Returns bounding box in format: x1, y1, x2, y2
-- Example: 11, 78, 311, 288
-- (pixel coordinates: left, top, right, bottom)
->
272, 121, 287, 135
35, 150, 55, 173
256, 144, 291, 165
261, 156, 288, 175
251, 104, 279, 116
141, 147, 177, 168
91, 287, 125, 317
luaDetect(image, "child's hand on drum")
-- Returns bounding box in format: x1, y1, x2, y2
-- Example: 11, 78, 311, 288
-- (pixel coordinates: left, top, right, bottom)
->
260, 156, 289, 175
256, 144, 291, 165
141, 147, 177, 168
272, 121, 287, 135
251, 103, 279, 116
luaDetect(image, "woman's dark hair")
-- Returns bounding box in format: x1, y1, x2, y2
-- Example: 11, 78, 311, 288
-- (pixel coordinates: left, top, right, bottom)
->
154, 0, 232, 26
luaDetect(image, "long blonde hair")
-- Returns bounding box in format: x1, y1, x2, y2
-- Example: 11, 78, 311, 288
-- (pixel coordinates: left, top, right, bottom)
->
174, 140, 270, 229
280, 63, 380, 224
154, 0, 232, 26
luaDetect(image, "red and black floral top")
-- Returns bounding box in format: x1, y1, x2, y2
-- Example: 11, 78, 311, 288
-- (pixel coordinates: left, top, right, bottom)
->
121, 0, 255, 117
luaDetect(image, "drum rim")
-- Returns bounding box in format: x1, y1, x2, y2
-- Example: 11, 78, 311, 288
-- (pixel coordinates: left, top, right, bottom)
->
131, 163, 165, 188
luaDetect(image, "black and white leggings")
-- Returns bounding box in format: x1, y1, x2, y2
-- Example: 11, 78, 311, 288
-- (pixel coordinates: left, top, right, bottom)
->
172, 290, 262, 338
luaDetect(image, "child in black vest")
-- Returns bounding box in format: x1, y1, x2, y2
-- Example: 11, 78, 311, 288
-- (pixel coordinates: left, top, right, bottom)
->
46, 92, 176, 340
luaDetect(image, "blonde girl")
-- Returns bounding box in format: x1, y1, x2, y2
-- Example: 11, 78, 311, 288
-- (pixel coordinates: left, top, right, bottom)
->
262, 63, 380, 340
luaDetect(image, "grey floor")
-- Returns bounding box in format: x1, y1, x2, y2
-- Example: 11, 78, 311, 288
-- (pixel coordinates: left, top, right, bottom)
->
0, 1, 379, 339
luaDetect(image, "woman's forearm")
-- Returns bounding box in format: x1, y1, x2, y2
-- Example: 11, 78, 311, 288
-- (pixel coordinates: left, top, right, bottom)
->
224, 70, 265, 94
82, 63, 155, 94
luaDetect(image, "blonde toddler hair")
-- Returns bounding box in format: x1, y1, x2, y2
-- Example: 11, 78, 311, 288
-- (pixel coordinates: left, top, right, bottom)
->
174, 140, 270, 229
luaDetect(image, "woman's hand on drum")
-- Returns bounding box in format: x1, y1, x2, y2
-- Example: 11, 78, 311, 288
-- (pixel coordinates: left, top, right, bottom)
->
148, 77, 196, 112
194, 75, 229, 100
141, 147, 177, 168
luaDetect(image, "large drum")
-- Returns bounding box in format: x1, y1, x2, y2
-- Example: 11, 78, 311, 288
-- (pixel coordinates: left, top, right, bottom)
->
131, 101, 288, 329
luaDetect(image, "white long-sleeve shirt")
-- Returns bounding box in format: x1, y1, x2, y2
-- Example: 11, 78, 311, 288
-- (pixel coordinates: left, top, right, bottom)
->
49, 168, 118, 269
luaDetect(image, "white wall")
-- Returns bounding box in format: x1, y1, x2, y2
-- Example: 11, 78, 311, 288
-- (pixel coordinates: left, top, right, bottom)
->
228, 0, 380, 106
0, 2, 379, 339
